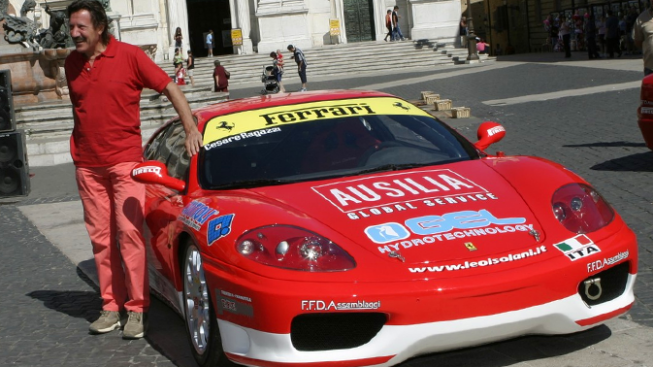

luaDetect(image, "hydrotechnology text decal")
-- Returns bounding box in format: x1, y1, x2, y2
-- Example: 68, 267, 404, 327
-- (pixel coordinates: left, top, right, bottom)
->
203, 97, 431, 145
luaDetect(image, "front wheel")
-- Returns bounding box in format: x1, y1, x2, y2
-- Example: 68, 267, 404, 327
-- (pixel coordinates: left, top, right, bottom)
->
182, 241, 236, 367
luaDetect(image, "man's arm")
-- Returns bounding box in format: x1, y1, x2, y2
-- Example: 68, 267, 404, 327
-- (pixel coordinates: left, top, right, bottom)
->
162, 81, 203, 156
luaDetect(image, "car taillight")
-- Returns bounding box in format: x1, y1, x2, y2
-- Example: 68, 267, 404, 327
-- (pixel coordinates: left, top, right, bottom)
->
551, 183, 614, 234
236, 225, 356, 272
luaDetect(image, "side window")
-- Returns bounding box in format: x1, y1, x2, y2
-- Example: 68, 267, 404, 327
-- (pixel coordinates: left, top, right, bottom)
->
164, 122, 190, 180
144, 119, 191, 180
144, 126, 169, 161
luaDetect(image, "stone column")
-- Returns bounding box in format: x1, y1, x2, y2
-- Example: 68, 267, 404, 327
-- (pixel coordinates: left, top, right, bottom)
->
230, 0, 254, 54
255, 0, 310, 54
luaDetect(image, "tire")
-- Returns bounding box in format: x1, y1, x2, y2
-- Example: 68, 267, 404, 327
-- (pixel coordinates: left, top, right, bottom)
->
182, 241, 236, 367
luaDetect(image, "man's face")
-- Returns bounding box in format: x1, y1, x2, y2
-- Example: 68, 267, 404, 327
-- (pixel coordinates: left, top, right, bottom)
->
69, 9, 104, 57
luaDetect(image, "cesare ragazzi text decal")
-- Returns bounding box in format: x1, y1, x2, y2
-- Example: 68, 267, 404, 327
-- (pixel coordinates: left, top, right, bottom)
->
365, 209, 527, 245
202, 97, 431, 145
312, 169, 492, 216
554, 234, 601, 261
180, 201, 218, 230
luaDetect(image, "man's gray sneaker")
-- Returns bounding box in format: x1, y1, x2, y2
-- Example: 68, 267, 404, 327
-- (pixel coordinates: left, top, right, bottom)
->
89, 310, 122, 334
123, 311, 147, 339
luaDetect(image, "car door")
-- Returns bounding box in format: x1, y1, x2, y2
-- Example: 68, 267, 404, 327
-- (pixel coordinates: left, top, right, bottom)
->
143, 121, 190, 288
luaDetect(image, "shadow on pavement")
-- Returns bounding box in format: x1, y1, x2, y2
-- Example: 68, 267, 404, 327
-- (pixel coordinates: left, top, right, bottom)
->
28, 272, 200, 367
401, 325, 612, 366
590, 151, 653, 172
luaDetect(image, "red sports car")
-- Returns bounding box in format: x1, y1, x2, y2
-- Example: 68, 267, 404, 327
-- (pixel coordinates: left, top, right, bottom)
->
133, 90, 637, 367
638, 74, 653, 150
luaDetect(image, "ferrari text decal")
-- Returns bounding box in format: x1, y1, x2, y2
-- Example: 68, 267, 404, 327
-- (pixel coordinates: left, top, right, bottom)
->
203, 97, 431, 144
408, 245, 547, 273
587, 251, 629, 273
312, 169, 491, 215
207, 214, 234, 246
204, 127, 281, 150
180, 201, 218, 230
554, 234, 601, 261
301, 300, 381, 311
366, 209, 526, 245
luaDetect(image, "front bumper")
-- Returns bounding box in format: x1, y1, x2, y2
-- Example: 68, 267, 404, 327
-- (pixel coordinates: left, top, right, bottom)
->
219, 273, 635, 367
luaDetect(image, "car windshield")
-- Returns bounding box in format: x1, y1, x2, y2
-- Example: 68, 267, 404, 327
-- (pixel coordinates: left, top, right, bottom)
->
200, 99, 477, 190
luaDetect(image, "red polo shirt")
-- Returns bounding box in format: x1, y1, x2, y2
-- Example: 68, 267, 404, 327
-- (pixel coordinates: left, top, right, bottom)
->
65, 36, 171, 167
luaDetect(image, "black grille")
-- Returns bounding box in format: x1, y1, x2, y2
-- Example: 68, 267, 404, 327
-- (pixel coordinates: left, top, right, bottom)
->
578, 262, 630, 306
291, 313, 387, 351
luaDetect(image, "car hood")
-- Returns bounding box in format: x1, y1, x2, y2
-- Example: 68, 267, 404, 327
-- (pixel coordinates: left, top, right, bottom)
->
248, 160, 548, 265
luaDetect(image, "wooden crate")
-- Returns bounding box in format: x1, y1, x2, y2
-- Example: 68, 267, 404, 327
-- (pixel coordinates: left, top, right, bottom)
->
421, 91, 435, 100
433, 99, 452, 111
425, 94, 441, 105
451, 107, 471, 118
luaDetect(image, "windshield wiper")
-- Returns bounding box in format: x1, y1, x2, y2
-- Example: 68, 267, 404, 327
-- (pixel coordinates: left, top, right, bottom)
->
213, 178, 290, 189
356, 163, 429, 175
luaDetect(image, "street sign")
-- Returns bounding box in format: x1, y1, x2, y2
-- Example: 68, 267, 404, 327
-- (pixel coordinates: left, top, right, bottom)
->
329, 19, 340, 36
231, 28, 243, 46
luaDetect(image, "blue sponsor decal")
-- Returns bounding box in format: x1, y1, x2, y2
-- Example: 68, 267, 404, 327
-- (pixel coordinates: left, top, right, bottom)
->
180, 201, 218, 230
365, 223, 410, 244
207, 214, 235, 246
366, 209, 526, 244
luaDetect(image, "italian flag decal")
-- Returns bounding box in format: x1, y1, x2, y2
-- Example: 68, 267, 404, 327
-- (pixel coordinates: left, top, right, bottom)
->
554, 234, 601, 261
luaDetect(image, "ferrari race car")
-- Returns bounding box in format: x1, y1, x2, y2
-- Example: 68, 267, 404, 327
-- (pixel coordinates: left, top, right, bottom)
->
133, 90, 637, 367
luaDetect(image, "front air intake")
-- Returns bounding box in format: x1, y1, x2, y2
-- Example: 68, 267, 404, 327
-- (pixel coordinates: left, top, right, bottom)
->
291, 313, 387, 351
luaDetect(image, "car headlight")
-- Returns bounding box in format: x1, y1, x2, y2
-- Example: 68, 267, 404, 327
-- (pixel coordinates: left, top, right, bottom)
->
236, 225, 356, 272
552, 183, 614, 234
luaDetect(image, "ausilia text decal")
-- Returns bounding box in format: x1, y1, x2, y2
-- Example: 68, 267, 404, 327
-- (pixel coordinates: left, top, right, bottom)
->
408, 245, 547, 273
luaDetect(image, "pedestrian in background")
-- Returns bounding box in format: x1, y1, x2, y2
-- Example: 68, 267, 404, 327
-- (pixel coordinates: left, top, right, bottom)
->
270, 51, 286, 93
606, 10, 622, 58
585, 10, 600, 59
633, 0, 653, 75
174, 27, 182, 50
206, 29, 214, 57
287, 44, 308, 91
559, 15, 571, 58
597, 14, 607, 56
186, 50, 195, 86
384, 9, 393, 42
213, 59, 229, 93
173, 47, 183, 83
64, 0, 202, 339
392, 6, 406, 41
460, 15, 468, 46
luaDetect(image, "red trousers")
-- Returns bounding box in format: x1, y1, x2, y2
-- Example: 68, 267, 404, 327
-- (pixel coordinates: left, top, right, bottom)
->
76, 162, 149, 313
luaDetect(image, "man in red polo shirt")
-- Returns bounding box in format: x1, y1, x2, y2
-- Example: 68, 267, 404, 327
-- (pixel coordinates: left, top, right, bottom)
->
65, 0, 202, 339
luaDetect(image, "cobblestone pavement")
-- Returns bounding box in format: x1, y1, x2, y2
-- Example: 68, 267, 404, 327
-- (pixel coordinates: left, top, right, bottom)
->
2, 52, 653, 367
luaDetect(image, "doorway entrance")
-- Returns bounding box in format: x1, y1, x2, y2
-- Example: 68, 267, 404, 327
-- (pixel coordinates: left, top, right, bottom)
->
343, 0, 375, 42
186, 0, 233, 57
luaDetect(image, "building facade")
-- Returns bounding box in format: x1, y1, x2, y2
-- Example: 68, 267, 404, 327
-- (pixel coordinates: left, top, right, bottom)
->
17, 0, 466, 62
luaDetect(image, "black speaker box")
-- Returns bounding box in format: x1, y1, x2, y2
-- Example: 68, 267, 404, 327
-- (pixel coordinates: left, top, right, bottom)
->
0, 130, 30, 198
0, 70, 15, 133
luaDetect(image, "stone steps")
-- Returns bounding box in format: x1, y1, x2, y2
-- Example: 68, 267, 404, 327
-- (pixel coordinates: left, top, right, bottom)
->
15, 39, 491, 166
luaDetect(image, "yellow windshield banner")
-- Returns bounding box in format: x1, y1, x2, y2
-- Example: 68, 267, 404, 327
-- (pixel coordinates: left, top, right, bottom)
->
203, 97, 431, 145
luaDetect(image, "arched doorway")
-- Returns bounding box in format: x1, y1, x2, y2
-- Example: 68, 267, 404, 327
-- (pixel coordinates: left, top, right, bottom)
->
186, 0, 233, 56
343, 0, 375, 42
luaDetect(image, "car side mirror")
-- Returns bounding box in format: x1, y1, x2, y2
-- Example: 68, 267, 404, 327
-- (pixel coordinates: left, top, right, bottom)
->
474, 121, 506, 151
131, 161, 186, 192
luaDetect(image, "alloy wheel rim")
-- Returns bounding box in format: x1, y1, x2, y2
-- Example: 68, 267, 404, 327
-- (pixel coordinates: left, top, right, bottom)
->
184, 245, 211, 355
